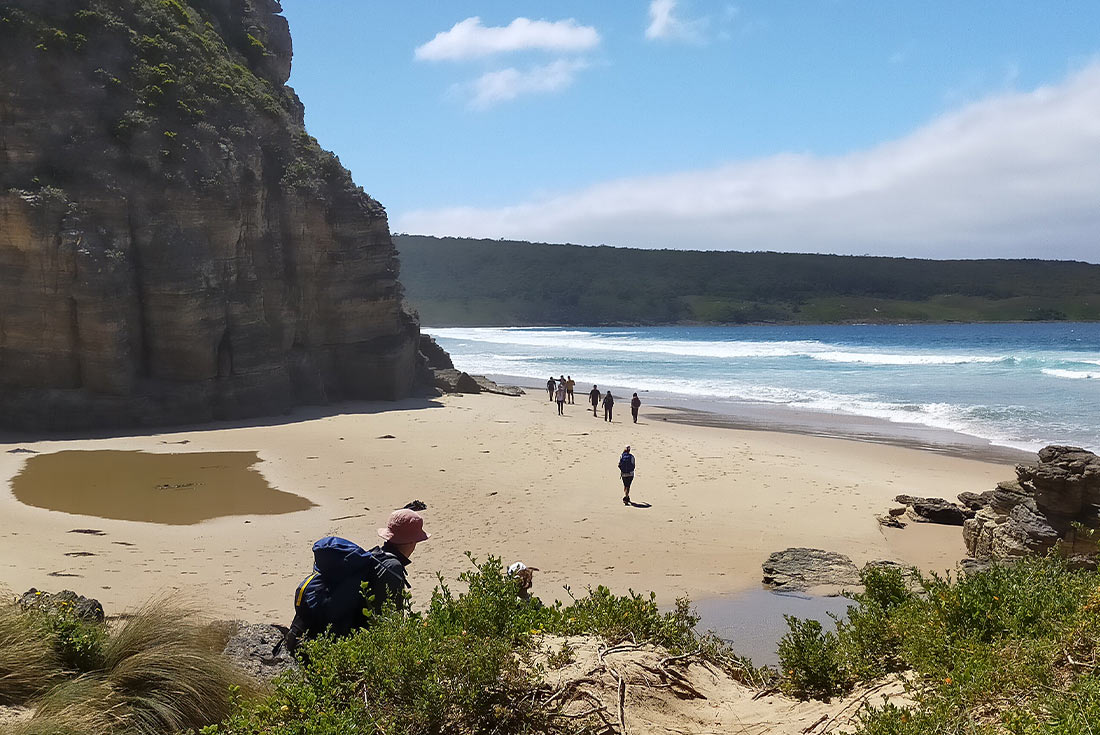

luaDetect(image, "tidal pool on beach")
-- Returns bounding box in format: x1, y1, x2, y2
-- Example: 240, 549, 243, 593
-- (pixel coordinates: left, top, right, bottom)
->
9, 450, 314, 524
694, 587, 853, 667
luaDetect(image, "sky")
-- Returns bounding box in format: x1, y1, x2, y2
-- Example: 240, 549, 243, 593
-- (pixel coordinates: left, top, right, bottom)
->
278, 1, 1100, 262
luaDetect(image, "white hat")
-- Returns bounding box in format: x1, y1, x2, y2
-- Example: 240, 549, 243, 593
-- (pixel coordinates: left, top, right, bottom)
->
508, 561, 539, 575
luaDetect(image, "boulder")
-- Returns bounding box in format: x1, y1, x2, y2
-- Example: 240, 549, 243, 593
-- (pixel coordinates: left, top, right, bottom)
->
761, 548, 861, 590
221, 623, 297, 680
894, 495, 974, 525
432, 369, 481, 394
471, 375, 525, 396
18, 588, 104, 622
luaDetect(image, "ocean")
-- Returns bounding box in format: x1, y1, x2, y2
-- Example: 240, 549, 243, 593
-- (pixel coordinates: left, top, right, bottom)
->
429, 323, 1100, 455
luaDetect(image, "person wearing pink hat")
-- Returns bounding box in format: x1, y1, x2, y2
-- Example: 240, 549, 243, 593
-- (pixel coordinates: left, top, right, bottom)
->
369, 508, 431, 604
286, 508, 431, 653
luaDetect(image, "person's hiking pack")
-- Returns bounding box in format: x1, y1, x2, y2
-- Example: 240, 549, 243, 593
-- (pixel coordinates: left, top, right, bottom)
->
619, 453, 635, 473
285, 536, 405, 652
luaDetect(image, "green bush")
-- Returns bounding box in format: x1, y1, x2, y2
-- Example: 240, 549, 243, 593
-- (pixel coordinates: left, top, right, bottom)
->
777, 616, 847, 700
209, 554, 720, 734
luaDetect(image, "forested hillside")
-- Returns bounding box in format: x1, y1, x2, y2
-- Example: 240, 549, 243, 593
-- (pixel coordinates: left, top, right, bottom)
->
395, 235, 1100, 326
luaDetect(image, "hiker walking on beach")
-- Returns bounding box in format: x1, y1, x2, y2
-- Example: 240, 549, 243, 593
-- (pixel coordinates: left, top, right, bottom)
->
631, 393, 641, 423
589, 385, 601, 416
554, 382, 566, 415
619, 445, 636, 505
566, 376, 575, 404
603, 390, 615, 422
546, 376, 556, 401
286, 509, 430, 653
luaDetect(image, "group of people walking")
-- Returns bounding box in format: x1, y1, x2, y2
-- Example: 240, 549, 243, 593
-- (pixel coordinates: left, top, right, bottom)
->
547, 375, 642, 423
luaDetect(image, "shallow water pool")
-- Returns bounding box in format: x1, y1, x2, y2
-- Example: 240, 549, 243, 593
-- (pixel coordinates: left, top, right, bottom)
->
10, 450, 314, 524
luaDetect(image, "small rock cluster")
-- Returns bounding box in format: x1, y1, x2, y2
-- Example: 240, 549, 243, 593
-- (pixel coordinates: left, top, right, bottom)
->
18, 589, 104, 622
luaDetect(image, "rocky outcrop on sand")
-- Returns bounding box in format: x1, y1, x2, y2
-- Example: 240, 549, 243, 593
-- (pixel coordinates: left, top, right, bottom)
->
894, 495, 975, 526
0, 0, 421, 430
963, 446, 1100, 565
431, 368, 524, 396
761, 548, 861, 590
18, 588, 104, 622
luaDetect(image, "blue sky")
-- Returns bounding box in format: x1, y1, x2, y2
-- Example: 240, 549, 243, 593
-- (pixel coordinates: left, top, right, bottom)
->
279, 1, 1100, 261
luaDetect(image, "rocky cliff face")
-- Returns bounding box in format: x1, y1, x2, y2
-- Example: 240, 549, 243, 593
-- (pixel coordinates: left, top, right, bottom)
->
0, 0, 422, 429
963, 446, 1100, 564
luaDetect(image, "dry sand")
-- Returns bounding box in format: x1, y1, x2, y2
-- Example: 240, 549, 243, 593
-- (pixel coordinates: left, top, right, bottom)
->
0, 392, 1014, 623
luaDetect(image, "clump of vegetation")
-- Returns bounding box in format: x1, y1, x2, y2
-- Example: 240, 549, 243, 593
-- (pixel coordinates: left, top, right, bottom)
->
776, 557, 1100, 733
4, 596, 253, 735
0, 603, 63, 705
207, 554, 758, 735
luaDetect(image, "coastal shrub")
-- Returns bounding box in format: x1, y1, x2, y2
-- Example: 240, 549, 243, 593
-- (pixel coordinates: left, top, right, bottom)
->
843, 557, 1100, 733
835, 565, 915, 679
777, 616, 847, 700
551, 586, 699, 653
0, 603, 63, 705
209, 555, 727, 734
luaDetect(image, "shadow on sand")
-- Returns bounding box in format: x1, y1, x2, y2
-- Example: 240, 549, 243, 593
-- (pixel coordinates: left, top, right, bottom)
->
0, 397, 446, 444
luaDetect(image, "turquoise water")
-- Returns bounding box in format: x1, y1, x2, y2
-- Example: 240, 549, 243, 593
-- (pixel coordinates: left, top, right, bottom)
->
430, 323, 1100, 453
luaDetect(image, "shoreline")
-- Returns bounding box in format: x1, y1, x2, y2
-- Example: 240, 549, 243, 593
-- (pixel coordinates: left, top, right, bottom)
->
480, 372, 1034, 464
0, 391, 1016, 622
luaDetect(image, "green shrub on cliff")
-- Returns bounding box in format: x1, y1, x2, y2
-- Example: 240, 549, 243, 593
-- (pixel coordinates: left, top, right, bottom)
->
208, 554, 752, 735
777, 557, 1100, 733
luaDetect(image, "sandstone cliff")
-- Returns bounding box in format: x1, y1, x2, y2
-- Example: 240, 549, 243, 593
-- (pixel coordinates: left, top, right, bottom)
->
0, 0, 421, 429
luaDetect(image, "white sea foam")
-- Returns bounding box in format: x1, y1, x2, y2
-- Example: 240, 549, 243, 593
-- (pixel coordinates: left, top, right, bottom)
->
435, 326, 1100, 453
431, 328, 1010, 366
1043, 368, 1099, 380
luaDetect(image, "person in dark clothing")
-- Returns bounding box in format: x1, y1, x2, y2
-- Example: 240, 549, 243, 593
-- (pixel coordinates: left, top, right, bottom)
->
369, 508, 429, 606
618, 445, 635, 504
603, 391, 614, 422
566, 376, 575, 404
631, 393, 641, 423
546, 377, 556, 400
286, 509, 429, 654
589, 385, 601, 416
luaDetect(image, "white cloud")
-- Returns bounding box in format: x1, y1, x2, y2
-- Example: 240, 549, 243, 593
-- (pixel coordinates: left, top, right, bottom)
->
646, 0, 707, 42
458, 59, 589, 109
415, 16, 599, 61
396, 64, 1100, 262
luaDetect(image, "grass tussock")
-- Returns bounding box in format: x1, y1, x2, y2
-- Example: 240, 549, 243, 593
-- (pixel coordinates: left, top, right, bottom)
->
775, 556, 1100, 734
5, 595, 253, 735
0, 603, 63, 706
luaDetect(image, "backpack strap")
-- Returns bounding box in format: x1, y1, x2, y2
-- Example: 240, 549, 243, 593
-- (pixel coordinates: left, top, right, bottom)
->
295, 572, 319, 609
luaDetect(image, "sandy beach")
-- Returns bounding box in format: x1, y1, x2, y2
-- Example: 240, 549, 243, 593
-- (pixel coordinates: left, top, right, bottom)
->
0, 391, 1016, 623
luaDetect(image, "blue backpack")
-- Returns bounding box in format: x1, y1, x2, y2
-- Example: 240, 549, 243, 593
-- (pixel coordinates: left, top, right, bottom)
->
618, 453, 635, 473
290, 537, 396, 643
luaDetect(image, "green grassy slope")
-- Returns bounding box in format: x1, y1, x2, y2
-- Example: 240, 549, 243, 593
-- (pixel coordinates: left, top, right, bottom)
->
394, 235, 1100, 326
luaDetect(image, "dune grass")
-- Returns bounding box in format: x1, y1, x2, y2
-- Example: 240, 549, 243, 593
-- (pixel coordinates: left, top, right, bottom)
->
0, 602, 63, 706
4, 596, 254, 735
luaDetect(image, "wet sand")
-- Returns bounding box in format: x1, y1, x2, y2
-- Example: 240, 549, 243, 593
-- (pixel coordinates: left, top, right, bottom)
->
0, 392, 1014, 623
11, 450, 313, 524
